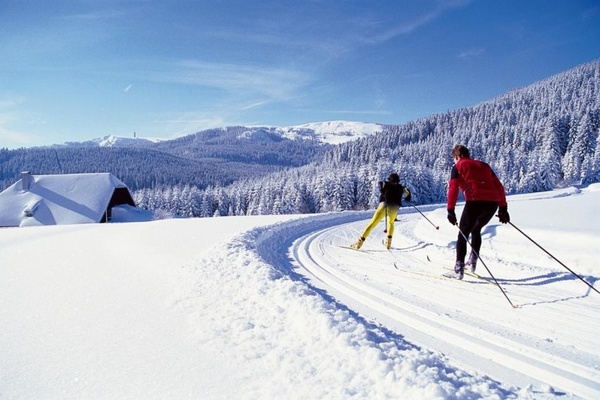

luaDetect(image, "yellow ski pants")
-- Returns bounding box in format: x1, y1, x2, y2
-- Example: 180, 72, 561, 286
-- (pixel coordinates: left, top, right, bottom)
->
360, 202, 399, 239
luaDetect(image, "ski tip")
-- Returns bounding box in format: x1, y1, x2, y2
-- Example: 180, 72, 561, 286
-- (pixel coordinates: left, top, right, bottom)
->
426, 255, 431, 262
337, 245, 361, 251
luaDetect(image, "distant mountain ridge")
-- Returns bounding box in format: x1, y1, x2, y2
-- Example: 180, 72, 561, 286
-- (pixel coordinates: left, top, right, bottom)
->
131, 58, 600, 217
56, 121, 383, 148
0, 121, 381, 192
61, 135, 161, 148
276, 121, 383, 144
2, 59, 599, 214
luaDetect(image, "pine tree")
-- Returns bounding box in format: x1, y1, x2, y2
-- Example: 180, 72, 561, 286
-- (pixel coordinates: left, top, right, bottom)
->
537, 125, 563, 189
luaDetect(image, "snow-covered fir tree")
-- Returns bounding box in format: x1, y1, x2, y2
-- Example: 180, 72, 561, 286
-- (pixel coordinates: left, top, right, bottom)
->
133, 59, 600, 217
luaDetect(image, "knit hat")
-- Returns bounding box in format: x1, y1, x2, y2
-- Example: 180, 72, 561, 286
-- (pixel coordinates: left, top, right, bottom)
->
387, 173, 400, 183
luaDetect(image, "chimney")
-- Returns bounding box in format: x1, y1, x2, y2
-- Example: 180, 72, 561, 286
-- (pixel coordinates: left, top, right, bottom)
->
21, 171, 33, 191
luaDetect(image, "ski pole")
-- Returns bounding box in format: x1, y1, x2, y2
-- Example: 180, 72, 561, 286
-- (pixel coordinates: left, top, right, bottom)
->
456, 224, 517, 308
408, 203, 439, 230
507, 221, 600, 296
384, 206, 388, 233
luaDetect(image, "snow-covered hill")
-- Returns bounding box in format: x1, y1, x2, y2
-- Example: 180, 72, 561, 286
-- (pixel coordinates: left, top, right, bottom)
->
61, 134, 164, 148
58, 121, 382, 148
278, 120, 383, 144
1, 185, 599, 399
92, 134, 164, 147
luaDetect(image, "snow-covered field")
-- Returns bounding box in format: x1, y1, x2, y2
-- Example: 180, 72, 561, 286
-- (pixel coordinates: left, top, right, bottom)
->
1, 185, 599, 399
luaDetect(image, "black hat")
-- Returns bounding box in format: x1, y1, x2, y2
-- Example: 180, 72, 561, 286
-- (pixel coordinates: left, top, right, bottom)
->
387, 173, 399, 183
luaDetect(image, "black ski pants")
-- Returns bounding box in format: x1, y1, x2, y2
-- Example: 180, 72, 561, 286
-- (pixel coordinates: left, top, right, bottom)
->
456, 201, 498, 262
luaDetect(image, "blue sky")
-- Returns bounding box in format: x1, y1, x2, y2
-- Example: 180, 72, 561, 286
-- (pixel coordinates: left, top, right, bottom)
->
1, 0, 599, 149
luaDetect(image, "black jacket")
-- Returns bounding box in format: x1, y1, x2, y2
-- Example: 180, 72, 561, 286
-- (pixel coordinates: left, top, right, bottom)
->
379, 181, 405, 206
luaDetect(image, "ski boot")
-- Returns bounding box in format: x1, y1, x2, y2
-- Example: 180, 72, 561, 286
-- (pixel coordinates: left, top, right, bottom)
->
350, 237, 365, 250
466, 251, 477, 273
385, 236, 392, 250
454, 260, 465, 280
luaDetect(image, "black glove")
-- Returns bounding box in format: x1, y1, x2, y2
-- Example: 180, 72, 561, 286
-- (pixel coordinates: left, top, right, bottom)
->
498, 206, 510, 224
405, 189, 411, 203
447, 209, 457, 225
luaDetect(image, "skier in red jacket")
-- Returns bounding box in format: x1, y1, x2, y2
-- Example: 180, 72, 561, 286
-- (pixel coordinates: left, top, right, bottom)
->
447, 145, 510, 279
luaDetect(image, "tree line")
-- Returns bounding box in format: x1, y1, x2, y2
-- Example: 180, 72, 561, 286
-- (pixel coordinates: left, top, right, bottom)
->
135, 59, 600, 217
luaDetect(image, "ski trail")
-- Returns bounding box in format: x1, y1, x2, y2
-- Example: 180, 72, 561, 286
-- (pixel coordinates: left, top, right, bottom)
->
256, 209, 600, 399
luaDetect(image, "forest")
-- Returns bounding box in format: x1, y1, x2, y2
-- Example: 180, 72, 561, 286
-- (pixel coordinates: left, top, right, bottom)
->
0, 127, 330, 191
1, 60, 599, 218
134, 59, 600, 217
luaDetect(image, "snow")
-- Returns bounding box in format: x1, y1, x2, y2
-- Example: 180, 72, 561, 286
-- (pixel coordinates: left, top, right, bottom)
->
0, 173, 132, 227
233, 121, 383, 144
280, 121, 383, 144
92, 134, 164, 147
63, 121, 383, 148
1, 185, 599, 399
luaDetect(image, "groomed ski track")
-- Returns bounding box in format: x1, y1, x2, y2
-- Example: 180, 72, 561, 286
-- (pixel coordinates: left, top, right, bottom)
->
253, 205, 600, 399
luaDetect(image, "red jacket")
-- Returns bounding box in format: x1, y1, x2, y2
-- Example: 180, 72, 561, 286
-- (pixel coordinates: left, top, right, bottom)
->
447, 157, 507, 209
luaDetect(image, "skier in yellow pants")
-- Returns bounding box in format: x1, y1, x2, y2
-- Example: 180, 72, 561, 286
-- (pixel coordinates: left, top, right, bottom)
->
351, 173, 411, 250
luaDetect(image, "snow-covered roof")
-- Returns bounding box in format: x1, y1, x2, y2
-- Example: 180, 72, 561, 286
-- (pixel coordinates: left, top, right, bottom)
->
0, 172, 135, 227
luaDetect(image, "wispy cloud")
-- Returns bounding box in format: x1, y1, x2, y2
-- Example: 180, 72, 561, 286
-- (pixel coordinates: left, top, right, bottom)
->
0, 98, 24, 108
59, 10, 127, 21
150, 111, 230, 138
156, 60, 311, 102
0, 97, 48, 148
458, 47, 486, 58
301, 108, 392, 116
136, 60, 316, 138
240, 101, 270, 111
0, 113, 36, 148
359, 0, 472, 44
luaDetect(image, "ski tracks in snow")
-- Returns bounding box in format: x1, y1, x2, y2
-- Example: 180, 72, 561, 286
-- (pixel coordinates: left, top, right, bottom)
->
251, 209, 600, 399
